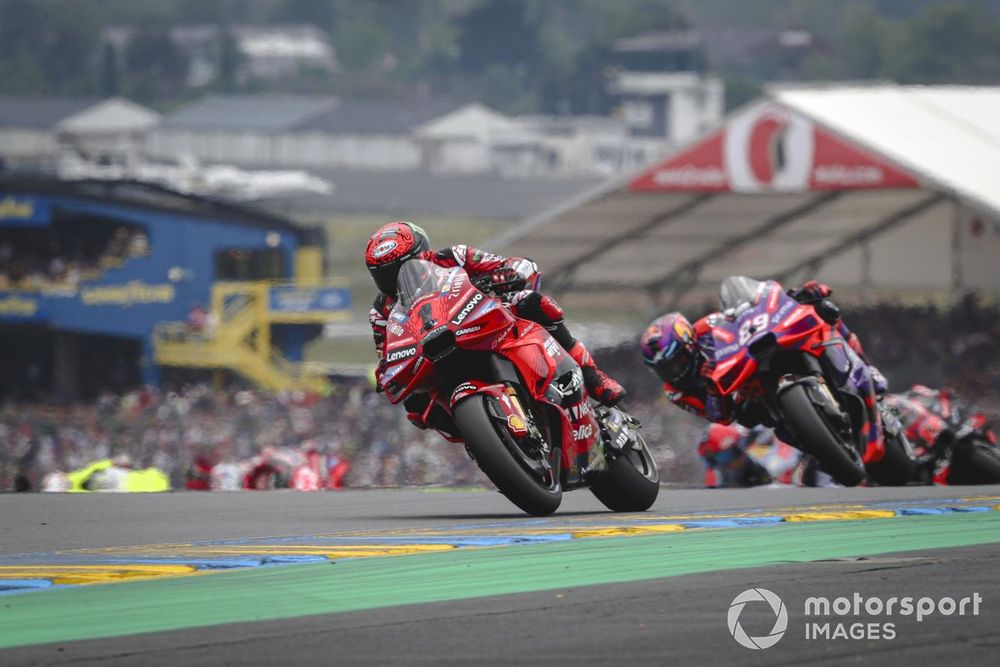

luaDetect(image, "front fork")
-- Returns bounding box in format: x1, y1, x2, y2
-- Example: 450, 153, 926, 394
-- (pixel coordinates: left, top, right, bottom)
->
454, 381, 560, 485
596, 405, 641, 454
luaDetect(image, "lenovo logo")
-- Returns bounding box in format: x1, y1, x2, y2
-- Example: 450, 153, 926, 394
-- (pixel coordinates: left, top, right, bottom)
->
385, 346, 417, 363
451, 293, 484, 325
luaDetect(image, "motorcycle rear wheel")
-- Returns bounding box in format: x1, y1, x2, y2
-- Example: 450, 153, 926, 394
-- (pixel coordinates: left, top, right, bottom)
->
865, 434, 916, 486
950, 440, 1000, 484
777, 384, 866, 487
454, 395, 562, 516
589, 431, 659, 512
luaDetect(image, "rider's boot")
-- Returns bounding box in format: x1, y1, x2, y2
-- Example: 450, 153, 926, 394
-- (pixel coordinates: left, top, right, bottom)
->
509, 290, 626, 406
568, 340, 626, 407
845, 329, 888, 396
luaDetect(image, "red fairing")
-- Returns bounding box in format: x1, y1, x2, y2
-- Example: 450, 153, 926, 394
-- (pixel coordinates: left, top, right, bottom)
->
448, 380, 529, 437
381, 267, 514, 402
771, 305, 828, 356
380, 261, 599, 474
706, 292, 832, 397
709, 349, 759, 397
496, 318, 599, 472
449, 379, 500, 407
370, 245, 540, 364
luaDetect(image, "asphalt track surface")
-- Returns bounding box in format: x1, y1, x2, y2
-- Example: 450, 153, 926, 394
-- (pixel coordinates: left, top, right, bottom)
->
3, 485, 1000, 665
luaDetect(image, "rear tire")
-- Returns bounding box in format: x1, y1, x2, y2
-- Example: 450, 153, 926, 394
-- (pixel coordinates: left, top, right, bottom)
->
454, 395, 562, 516
950, 440, 1000, 484
865, 434, 916, 486
777, 384, 866, 487
590, 433, 660, 512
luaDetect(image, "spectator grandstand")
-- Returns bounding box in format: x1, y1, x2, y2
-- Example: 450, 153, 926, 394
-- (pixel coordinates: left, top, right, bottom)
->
0, 221, 148, 291
0, 177, 349, 400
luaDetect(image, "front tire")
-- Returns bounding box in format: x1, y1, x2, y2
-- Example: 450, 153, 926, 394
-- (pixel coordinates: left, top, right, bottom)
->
777, 384, 866, 487
454, 395, 562, 516
590, 432, 659, 512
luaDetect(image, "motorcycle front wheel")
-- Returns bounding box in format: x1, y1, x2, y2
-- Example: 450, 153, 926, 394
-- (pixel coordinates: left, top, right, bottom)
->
454, 395, 562, 516
777, 383, 866, 487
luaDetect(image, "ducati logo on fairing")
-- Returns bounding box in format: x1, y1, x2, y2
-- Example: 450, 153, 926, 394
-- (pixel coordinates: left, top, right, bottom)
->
451, 293, 484, 325
386, 346, 417, 363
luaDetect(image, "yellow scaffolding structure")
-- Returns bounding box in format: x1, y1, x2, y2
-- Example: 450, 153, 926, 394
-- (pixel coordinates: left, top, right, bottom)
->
153, 280, 349, 393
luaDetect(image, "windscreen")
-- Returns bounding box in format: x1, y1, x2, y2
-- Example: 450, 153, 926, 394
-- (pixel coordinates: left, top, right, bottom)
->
719, 275, 763, 311
395, 259, 454, 310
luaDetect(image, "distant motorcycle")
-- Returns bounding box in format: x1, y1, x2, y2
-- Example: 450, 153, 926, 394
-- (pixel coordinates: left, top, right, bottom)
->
379, 259, 659, 516
886, 388, 1000, 485
703, 276, 915, 486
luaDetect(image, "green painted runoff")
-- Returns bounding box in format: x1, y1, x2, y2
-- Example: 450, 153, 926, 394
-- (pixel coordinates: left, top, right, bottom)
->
2, 512, 1000, 650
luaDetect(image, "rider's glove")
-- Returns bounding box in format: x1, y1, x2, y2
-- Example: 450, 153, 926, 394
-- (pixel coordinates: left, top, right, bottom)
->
489, 267, 526, 294
789, 281, 840, 324
789, 280, 832, 303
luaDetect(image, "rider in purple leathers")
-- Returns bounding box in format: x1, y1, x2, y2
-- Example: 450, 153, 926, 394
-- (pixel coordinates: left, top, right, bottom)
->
640, 279, 886, 429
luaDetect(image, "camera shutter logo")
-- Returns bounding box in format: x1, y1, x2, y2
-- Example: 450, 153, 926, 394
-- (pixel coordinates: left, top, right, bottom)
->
728, 588, 788, 650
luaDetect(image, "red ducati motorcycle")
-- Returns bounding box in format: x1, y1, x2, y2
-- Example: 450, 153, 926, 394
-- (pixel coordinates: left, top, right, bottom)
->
380, 259, 659, 516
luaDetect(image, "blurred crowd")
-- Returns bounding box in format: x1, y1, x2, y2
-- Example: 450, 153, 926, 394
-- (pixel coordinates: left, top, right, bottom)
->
0, 225, 148, 291
0, 381, 482, 493
2, 298, 999, 492
847, 295, 1000, 406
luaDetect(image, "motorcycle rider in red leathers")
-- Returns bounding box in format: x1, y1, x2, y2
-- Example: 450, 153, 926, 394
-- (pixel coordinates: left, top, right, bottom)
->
365, 221, 626, 429
885, 384, 999, 484
639, 280, 886, 429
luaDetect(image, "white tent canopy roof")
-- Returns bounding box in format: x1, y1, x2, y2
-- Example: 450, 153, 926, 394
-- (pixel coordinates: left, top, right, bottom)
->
772, 84, 1000, 218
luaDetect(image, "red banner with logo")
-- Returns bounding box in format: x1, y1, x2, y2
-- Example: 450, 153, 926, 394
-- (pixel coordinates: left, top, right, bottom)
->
630, 101, 918, 193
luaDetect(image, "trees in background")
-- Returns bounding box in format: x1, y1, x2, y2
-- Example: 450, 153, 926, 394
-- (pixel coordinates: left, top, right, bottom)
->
0, 0, 998, 111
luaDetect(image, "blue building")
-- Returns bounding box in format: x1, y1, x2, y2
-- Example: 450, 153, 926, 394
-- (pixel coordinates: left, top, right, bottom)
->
0, 177, 348, 399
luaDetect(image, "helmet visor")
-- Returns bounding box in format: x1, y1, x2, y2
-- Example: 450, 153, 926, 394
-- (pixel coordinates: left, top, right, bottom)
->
650, 344, 694, 385
369, 261, 402, 296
